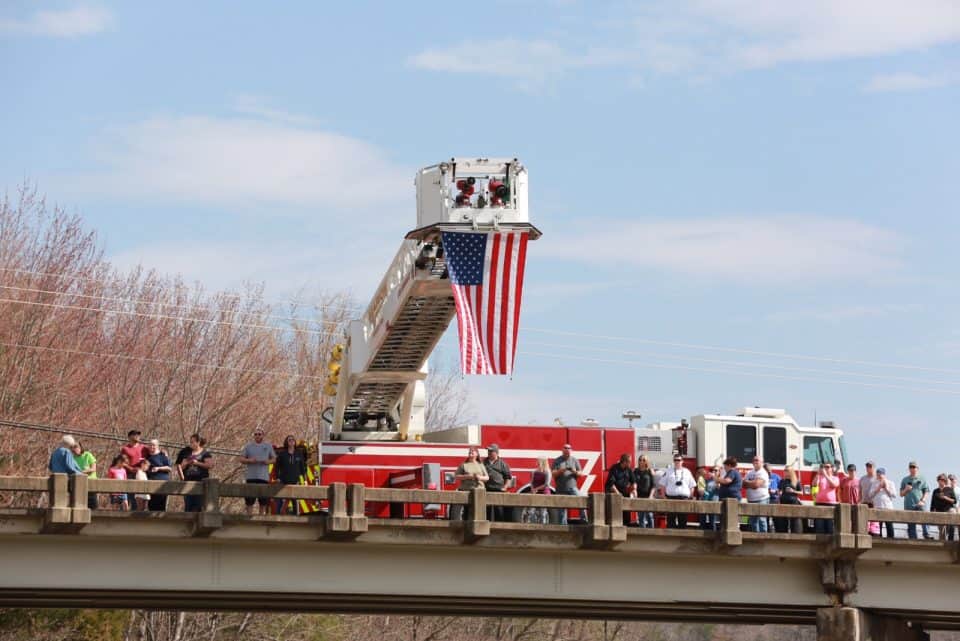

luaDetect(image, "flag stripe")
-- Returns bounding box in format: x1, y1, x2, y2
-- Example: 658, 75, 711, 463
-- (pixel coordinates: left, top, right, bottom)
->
510, 232, 528, 374
498, 233, 514, 374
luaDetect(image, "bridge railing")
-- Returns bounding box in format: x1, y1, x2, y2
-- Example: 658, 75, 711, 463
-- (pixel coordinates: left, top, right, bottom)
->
4, 475, 960, 548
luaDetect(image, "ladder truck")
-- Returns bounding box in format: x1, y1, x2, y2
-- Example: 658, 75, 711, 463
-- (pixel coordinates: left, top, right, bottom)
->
318, 159, 847, 518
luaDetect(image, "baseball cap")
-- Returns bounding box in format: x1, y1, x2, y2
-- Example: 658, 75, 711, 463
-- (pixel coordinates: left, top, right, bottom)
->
909, 461, 918, 467
486, 443, 499, 452
877, 467, 886, 475
865, 460, 875, 467
847, 464, 856, 472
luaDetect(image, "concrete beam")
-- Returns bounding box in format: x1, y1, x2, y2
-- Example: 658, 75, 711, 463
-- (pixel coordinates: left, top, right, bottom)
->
817, 607, 929, 641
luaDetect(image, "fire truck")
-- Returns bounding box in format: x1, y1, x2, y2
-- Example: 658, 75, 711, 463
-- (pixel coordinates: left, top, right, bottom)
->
317, 158, 847, 517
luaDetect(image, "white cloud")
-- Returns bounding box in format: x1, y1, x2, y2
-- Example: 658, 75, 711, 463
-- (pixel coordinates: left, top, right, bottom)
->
864, 72, 957, 93
63, 114, 410, 211
408, 39, 622, 83
0, 6, 112, 37
409, 1, 960, 80
540, 216, 903, 284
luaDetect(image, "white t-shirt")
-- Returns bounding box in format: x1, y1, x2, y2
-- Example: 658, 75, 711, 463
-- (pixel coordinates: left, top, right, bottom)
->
658, 466, 696, 498
744, 468, 769, 502
868, 477, 896, 510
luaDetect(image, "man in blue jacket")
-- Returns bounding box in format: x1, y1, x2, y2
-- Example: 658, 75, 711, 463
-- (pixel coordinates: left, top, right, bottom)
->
49, 435, 84, 474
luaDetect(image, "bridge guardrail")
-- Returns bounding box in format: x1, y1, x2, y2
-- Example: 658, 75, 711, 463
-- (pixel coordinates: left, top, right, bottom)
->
2, 475, 960, 551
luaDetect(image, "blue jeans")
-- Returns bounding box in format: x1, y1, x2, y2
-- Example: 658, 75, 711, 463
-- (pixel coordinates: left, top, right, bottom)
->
748, 498, 769, 532
556, 487, 582, 525
638, 511, 654, 528
906, 507, 931, 539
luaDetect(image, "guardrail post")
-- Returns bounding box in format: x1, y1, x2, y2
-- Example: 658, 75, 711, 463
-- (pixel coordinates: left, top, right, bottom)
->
464, 487, 490, 542
720, 498, 742, 547
584, 493, 609, 547
193, 478, 223, 536
327, 482, 351, 533
42, 473, 72, 532
347, 483, 368, 533
833, 504, 856, 552
606, 493, 627, 544
69, 473, 91, 526
851, 504, 873, 551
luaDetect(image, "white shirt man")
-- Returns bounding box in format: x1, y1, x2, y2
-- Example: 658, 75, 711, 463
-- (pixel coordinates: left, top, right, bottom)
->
744, 456, 771, 533
658, 455, 696, 529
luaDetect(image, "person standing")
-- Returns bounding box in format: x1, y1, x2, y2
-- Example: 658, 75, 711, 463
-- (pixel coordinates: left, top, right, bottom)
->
698, 466, 719, 531
70, 440, 98, 509
658, 454, 696, 529
900, 461, 932, 539
274, 435, 307, 515
49, 435, 84, 475
106, 455, 129, 511
866, 467, 897, 538
145, 439, 172, 512
775, 465, 803, 534
451, 446, 488, 521
859, 461, 877, 502
764, 462, 781, 532
133, 459, 151, 511
717, 457, 743, 500
931, 474, 956, 541
482, 444, 513, 522
240, 428, 276, 516
604, 454, 635, 526
552, 444, 586, 525
840, 464, 861, 505
743, 456, 770, 533
633, 455, 656, 528
176, 434, 213, 513
814, 462, 840, 534
121, 430, 147, 509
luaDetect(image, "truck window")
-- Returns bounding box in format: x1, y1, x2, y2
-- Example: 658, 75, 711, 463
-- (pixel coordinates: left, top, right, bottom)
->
763, 426, 787, 465
839, 436, 849, 469
726, 424, 756, 463
803, 436, 836, 467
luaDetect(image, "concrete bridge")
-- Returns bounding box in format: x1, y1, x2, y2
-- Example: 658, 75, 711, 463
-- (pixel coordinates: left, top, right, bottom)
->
1, 474, 959, 640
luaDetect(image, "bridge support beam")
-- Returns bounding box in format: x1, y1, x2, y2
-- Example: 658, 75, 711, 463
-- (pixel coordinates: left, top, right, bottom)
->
817, 608, 928, 641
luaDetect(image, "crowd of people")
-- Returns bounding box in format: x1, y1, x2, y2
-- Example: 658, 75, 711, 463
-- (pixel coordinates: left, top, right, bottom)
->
46, 433, 959, 538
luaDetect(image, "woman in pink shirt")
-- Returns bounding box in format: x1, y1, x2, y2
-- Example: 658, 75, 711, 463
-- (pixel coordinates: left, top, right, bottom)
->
814, 462, 840, 534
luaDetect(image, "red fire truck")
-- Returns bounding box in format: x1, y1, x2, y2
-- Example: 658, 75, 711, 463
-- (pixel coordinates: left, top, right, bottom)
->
317, 158, 847, 517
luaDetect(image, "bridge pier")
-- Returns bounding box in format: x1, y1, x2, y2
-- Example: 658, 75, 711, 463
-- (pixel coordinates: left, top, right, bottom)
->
817, 608, 928, 641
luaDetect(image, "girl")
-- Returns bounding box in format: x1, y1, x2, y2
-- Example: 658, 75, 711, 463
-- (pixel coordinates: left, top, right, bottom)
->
451, 447, 488, 520
107, 455, 128, 511
134, 458, 151, 511
523, 457, 552, 524
274, 435, 306, 515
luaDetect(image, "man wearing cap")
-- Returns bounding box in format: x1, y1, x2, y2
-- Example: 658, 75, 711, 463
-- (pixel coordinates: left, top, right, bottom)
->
120, 430, 147, 510
240, 428, 276, 515
859, 461, 877, 505
48, 435, 85, 475
658, 454, 696, 528
840, 464, 860, 505
483, 444, 514, 522
900, 461, 932, 539
552, 444, 586, 525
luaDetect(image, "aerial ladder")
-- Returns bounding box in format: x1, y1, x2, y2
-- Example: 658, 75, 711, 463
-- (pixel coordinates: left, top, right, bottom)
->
326, 158, 540, 441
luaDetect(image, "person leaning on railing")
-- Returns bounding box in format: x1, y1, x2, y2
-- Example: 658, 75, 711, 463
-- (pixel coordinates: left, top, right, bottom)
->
176, 434, 213, 513
931, 474, 956, 541
605, 454, 635, 526
775, 465, 803, 534
524, 456, 552, 524
70, 440, 98, 510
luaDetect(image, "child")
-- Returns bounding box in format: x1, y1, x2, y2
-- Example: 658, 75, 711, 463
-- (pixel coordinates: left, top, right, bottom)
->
134, 458, 151, 511
107, 455, 129, 511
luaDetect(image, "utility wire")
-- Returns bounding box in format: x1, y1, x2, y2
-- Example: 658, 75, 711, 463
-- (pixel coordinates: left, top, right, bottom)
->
0, 266, 364, 312
523, 340, 960, 388
0, 283, 350, 327
0, 341, 328, 382
0, 296, 344, 338
519, 351, 960, 396
525, 327, 960, 375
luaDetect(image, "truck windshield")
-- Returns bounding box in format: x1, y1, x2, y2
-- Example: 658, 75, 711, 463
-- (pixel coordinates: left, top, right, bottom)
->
839, 436, 850, 469
803, 435, 836, 467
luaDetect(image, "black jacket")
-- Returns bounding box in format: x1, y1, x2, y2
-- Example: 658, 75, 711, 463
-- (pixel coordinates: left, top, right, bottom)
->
634, 468, 655, 498
606, 464, 635, 495
275, 448, 307, 484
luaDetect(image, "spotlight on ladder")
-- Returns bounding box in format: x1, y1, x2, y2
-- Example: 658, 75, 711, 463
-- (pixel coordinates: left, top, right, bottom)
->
622, 410, 642, 428
455, 177, 475, 207
488, 179, 509, 206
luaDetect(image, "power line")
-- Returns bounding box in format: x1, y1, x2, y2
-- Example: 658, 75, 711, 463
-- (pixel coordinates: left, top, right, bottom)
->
0, 296, 344, 338
0, 283, 351, 328
0, 266, 365, 312
0, 341, 328, 382
524, 327, 960, 375
518, 351, 960, 396
0, 418, 244, 457
523, 340, 960, 388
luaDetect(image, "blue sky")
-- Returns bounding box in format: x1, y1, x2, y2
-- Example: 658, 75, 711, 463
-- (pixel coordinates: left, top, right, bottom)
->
2, 1, 959, 484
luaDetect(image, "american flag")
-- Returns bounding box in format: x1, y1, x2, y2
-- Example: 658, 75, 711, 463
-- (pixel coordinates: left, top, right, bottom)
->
441, 230, 530, 375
